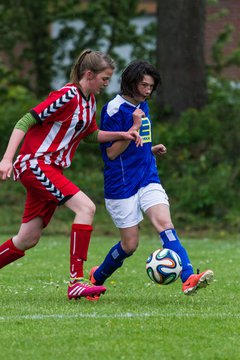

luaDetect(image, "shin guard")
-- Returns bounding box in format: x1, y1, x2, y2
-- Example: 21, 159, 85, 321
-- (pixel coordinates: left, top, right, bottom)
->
0, 239, 25, 269
70, 224, 93, 279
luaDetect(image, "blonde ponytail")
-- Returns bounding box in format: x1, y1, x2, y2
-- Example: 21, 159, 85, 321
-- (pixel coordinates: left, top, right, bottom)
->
70, 49, 115, 84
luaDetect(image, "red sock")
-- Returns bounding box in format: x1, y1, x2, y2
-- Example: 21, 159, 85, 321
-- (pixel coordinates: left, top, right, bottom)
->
70, 224, 93, 279
0, 239, 25, 269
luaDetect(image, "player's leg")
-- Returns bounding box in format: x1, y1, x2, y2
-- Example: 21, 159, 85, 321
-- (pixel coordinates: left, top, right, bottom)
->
146, 203, 194, 282
142, 183, 213, 294
27, 163, 95, 280
13, 217, 43, 250
90, 194, 142, 286
65, 191, 96, 279
65, 191, 106, 300
25, 164, 105, 299
0, 216, 43, 269
90, 226, 139, 286
0, 167, 51, 270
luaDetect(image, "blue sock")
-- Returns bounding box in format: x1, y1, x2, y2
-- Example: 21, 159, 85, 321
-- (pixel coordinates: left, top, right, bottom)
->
159, 228, 193, 282
94, 242, 130, 285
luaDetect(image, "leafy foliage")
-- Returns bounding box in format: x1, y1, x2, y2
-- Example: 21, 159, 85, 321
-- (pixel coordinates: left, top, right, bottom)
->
0, 0, 84, 97
209, 23, 240, 76
152, 79, 240, 230
0, 0, 155, 97
0, 61, 37, 154
55, 0, 156, 78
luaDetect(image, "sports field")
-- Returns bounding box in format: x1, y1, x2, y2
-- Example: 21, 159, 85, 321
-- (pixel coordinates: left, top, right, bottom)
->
0, 234, 239, 360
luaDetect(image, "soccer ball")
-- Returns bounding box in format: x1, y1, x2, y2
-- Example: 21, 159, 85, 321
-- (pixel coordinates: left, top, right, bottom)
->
146, 248, 182, 285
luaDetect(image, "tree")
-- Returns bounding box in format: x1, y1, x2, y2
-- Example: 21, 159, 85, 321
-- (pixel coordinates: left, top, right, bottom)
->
55, 0, 152, 80
0, 0, 150, 97
156, 0, 207, 116
0, 0, 82, 97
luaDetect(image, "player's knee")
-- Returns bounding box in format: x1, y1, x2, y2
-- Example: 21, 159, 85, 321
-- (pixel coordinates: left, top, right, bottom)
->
27, 231, 41, 248
76, 200, 96, 220
160, 222, 174, 232
14, 231, 41, 250
125, 242, 138, 255
85, 201, 96, 218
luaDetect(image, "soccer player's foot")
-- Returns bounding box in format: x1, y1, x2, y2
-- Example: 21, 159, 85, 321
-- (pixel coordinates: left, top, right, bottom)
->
182, 269, 214, 295
68, 277, 106, 300
87, 266, 102, 301
89, 266, 99, 285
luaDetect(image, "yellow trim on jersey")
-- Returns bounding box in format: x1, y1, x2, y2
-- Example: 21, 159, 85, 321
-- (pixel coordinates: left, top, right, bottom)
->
140, 117, 152, 143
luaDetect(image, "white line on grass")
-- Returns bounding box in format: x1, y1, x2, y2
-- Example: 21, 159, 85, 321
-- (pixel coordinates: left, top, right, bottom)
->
0, 312, 239, 321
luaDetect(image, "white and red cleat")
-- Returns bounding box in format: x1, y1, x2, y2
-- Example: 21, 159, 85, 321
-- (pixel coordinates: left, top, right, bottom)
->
182, 269, 214, 295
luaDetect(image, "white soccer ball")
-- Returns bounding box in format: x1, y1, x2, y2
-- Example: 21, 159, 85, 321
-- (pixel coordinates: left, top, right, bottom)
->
146, 248, 182, 285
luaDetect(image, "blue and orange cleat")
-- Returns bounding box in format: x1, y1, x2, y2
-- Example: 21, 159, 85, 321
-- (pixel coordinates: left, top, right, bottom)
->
87, 266, 103, 301
89, 266, 99, 285
182, 269, 214, 295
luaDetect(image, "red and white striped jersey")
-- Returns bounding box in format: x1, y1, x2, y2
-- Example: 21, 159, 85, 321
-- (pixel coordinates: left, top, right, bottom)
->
13, 84, 98, 180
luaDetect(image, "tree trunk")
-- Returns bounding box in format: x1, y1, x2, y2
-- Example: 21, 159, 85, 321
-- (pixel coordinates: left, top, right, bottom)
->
156, 0, 207, 117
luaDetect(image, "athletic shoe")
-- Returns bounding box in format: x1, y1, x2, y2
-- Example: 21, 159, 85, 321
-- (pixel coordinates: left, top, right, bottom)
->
68, 277, 106, 300
87, 266, 101, 301
182, 269, 214, 295
89, 266, 99, 285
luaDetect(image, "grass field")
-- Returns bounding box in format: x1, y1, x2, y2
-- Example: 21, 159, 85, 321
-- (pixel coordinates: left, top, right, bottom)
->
0, 233, 240, 360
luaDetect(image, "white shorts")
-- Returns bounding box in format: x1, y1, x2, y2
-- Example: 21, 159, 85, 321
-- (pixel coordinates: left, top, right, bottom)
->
105, 183, 169, 229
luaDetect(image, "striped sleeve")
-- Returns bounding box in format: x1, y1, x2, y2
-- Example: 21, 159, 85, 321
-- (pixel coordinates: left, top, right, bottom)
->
31, 86, 78, 123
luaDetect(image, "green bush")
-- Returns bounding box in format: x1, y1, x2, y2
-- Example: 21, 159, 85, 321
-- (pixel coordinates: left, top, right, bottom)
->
0, 84, 37, 155
153, 79, 240, 230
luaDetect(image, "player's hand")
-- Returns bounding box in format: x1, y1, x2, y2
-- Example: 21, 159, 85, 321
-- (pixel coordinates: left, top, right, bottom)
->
122, 130, 143, 147
152, 144, 167, 156
132, 109, 145, 131
130, 130, 143, 147
0, 159, 13, 180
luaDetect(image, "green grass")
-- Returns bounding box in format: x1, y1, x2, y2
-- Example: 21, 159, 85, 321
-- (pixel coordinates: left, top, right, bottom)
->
0, 233, 240, 360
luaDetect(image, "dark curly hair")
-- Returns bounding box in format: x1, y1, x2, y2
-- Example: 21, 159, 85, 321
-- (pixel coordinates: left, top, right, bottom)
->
120, 60, 161, 97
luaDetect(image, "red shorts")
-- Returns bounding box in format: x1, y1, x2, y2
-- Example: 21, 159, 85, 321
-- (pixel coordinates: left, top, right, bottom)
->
20, 163, 80, 227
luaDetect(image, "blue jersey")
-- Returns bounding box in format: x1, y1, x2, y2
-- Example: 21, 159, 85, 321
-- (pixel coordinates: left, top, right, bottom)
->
100, 94, 160, 199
